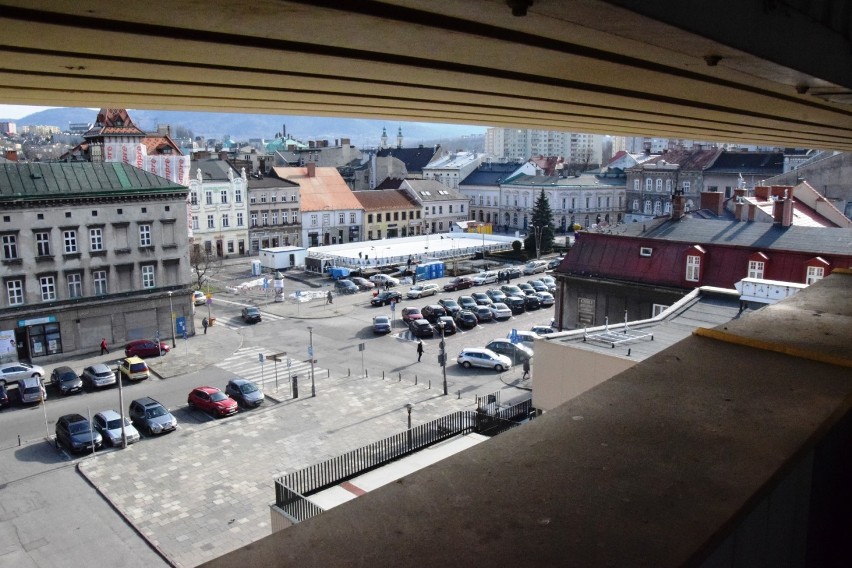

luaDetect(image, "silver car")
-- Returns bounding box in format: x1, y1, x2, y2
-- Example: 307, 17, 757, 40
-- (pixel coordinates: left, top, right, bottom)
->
82, 363, 117, 389
93, 409, 141, 446
225, 378, 265, 408
129, 397, 177, 435
457, 348, 512, 372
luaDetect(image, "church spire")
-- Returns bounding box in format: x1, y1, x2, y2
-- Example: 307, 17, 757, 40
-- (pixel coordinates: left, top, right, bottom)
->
397, 126, 403, 149
380, 127, 388, 149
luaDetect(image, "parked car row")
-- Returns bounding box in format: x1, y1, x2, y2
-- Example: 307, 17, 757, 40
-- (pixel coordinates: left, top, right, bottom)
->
53, 379, 266, 453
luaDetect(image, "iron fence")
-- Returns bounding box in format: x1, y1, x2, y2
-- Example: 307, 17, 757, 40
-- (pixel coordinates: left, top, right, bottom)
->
274, 398, 534, 522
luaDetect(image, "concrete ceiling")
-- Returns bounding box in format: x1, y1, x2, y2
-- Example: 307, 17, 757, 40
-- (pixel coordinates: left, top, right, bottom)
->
1, 0, 850, 150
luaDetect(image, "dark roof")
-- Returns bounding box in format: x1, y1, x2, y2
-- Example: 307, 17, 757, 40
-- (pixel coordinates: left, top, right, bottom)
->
375, 177, 404, 190
460, 162, 525, 186
247, 173, 299, 189
375, 146, 439, 174
643, 217, 852, 255
629, 148, 722, 171
353, 189, 419, 210
704, 151, 784, 174
192, 159, 239, 181
0, 162, 186, 201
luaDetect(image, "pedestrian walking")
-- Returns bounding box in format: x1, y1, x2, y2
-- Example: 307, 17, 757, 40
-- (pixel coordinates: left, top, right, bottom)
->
202, 317, 209, 334
327, 290, 333, 304
99, 338, 109, 355
416, 340, 424, 362
522, 358, 530, 380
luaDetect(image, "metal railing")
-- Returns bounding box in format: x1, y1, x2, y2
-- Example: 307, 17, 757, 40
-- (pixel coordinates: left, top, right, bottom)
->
274, 398, 534, 523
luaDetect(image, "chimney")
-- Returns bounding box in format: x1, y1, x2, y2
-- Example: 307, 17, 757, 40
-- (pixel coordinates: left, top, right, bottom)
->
735, 201, 744, 221
306, 162, 316, 177
772, 192, 794, 227
747, 203, 757, 221
699, 191, 724, 217
4, 150, 17, 162
671, 191, 685, 220
754, 185, 769, 199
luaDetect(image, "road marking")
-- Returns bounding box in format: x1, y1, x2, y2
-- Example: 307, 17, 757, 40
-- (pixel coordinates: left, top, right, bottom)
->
216, 346, 326, 388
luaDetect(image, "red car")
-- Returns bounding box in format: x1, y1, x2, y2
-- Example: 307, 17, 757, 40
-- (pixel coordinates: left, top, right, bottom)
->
125, 339, 171, 358
443, 276, 474, 291
187, 386, 238, 418
401, 306, 423, 323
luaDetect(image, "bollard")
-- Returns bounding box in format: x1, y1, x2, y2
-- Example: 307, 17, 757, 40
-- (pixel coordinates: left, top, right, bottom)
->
429, 380, 431, 389
415, 376, 418, 385
327, 369, 330, 378
365, 370, 368, 378
348, 368, 351, 376
18, 434, 21, 446
398, 372, 401, 380
458, 390, 461, 399
382, 371, 385, 380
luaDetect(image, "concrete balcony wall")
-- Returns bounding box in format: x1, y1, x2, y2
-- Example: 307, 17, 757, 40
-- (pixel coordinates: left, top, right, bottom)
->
203, 271, 852, 568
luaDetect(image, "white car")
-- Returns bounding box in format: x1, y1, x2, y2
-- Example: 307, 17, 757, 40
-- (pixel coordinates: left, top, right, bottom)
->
93, 409, 141, 446
369, 274, 400, 287
406, 283, 439, 299
457, 348, 512, 372
472, 271, 498, 285
536, 291, 555, 307
193, 290, 207, 305
82, 363, 117, 389
488, 302, 512, 320
523, 260, 549, 275
0, 361, 44, 386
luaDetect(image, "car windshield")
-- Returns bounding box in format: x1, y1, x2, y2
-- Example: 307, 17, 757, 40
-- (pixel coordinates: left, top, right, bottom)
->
69, 422, 89, 434
59, 373, 76, 382
145, 406, 167, 418
375, 317, 389, 324
106, 418, 123, 430
210, 391, 228, 402
240, 383, 257, 394
245, 307, 259, 315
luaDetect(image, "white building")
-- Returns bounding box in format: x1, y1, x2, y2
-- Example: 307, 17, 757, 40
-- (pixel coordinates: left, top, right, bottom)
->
402, 179, 469, 234
188, 160, 250, 256
422, 151, 483, 189
484, 127, 604, 166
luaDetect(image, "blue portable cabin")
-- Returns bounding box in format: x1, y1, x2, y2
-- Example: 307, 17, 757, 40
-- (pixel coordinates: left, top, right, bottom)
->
415, 261, 445, 281
327, 266, 351, 280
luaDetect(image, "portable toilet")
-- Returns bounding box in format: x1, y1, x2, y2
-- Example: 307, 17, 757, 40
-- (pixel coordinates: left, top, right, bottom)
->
251, 259, 262, 276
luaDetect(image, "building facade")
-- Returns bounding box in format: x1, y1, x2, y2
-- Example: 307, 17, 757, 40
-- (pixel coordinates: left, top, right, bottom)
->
484, 127, 604, 166
188, 160, 250, 257
402, 179, 468, 235
353, 189, 422, 240
421, 152, 482, 189
247, 174, 302, 252
0, 162, 192, 362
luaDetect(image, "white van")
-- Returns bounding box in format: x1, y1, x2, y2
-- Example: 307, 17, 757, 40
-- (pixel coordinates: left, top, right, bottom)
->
523, 260, 548, 275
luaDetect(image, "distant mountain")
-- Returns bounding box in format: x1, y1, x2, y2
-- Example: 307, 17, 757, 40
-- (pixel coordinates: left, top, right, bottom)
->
9, 107, 487, 148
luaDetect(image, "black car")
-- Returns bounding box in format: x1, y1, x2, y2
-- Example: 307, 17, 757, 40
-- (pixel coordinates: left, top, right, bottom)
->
505, 296, 526, 315
408, 318, 435, 338
498, 267, 523, 281
0, 384, 9, 409
457, 295, 477, 311
241, 306, 262, 323
472, 305, 494, 323
421, 304, 447, 324
454, 310, 478, 329
437, 298, 462, 317
435, 316, 457, 335
371, 290, 402, 306
55, 413, 102, 452
335, 279, 359, 294
523, 294, 541, 310
50, 366, 83, 396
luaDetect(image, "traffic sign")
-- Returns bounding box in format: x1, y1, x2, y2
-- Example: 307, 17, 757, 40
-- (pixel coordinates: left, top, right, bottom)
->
509, 328, 519, 344
308, 345, 313, 357
287, 357, 292, 368
258, 353, 265, 363
390, 300, 396, 312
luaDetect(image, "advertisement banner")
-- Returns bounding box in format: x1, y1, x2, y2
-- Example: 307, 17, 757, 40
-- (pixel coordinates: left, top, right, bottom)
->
135, 144, 145, 169
0, 329, 16, 358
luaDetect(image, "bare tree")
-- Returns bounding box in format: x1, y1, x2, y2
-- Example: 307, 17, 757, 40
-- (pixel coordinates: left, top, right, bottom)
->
190, 246, 223, 291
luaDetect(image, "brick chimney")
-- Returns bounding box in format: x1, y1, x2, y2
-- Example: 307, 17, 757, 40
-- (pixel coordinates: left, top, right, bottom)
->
4, 150, 17, 162
772, 191, 794, 227
734, 200, 744, 221
699, 191, 724, 217
747, 203, 757, 221
306, 162, 316, 177
671, 191, 685, 220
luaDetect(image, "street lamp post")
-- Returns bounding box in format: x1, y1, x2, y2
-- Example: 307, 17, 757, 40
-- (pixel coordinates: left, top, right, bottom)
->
308, 326, 316, 397
437, 322, 448, 395
532, 225, 543, 259
404, 402, 414, 449
167, 290, 176, 348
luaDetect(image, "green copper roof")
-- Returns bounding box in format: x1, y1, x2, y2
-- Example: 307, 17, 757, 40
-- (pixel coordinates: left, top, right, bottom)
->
0, 162, 187, 202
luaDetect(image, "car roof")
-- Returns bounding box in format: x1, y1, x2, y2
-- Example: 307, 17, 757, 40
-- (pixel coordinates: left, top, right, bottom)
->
132, 396, 159, 406
194, 386, 219, 393
123, 356, 145, 364
53, 365, 75, 373
87, 363, 112, 372
96, 409, 121, 420
228, 378, 250, 386
60, 413, 88, 423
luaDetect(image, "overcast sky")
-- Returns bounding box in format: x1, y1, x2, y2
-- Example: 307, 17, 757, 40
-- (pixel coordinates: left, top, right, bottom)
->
0, 105, 57, 119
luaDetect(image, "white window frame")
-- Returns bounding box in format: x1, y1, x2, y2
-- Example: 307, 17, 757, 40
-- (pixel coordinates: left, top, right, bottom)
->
67, 273, 83, 298
63, 230, 77, 254
686, 255, 701, 282
40, 275, 56, 301
36, 231, 51, 256
748, 260, 765, 279
89, 228, 103, 251
806, 266, 824, 284
640, 247, 653, 257
93, 270, 108, 295
192, 216, 200, 230
141, 265, 155, 289
220, 189, 228, 204
139, 224, 152, 247
652, 304, 668, 317
237, 212, 244, 226
6, 279, 23, 305
2, 234, 18, 260
222, 214, 230, 228
207, 215, 215, 229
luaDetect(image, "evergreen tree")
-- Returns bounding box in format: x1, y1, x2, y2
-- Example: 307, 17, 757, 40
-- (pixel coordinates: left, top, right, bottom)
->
524, 189, 555, 258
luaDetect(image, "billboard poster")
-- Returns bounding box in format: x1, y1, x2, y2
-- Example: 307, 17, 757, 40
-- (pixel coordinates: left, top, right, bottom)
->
136, 144, 145, 169
149, 156, 158, 177
121, 143, 130, 164
0, 329, 16, 358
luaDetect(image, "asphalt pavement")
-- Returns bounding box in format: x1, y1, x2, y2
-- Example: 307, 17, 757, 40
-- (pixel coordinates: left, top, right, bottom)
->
0, 260, 536, 568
